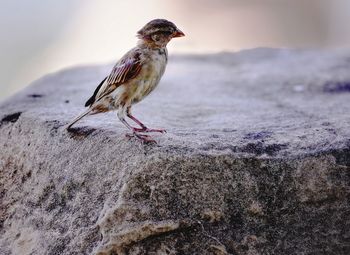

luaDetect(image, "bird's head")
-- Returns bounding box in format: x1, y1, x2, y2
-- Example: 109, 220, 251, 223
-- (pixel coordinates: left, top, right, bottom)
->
137, 19, 185, 48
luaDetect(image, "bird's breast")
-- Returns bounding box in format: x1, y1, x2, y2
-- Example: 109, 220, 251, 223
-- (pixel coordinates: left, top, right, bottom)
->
111, 48, 168, 107
145, 48, 168, 78
129, 50, 167, 104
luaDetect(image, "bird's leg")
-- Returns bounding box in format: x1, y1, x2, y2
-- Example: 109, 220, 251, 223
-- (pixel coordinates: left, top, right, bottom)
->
126, 107, 166, 133
117, 109, 156, 144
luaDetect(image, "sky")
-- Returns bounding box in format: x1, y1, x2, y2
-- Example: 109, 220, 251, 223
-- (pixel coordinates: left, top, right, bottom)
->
1, 0, 350, 100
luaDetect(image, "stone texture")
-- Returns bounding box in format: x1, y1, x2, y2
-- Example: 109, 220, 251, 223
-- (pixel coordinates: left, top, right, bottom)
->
0, 48, 350, 255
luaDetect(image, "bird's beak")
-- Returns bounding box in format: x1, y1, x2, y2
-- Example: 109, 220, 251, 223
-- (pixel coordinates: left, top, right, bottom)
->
173, 29, 185, 38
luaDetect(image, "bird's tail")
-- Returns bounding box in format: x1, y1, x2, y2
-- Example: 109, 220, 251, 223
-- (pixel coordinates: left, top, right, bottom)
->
66, 108, 93, 130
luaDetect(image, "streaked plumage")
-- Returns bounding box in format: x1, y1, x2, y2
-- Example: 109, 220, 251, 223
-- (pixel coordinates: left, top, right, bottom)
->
67, 19, 184, 143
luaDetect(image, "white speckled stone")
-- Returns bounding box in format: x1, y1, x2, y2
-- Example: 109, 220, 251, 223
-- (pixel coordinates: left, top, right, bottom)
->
0, 49, 349, 255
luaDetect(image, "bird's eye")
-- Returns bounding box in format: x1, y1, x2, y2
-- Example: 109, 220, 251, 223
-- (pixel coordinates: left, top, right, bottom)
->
152, 34, 160, 41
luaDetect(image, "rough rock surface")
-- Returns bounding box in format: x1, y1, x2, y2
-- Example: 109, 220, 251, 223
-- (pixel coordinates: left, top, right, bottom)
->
0, 48, 350, 255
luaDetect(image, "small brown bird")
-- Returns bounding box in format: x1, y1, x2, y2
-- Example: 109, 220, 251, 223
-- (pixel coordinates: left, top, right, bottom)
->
66, 19, 184, 143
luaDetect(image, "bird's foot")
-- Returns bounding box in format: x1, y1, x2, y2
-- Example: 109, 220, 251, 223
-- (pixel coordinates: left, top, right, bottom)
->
133, 127, 166, 133
126, 133, 157, 144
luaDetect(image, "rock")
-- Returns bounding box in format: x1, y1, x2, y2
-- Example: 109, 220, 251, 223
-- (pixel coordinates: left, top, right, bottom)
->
0, 48, 350, 255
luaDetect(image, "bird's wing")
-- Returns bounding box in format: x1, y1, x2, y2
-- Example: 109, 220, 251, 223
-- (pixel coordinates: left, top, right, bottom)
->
84, 77, 107, 107
85, 49, 143, 107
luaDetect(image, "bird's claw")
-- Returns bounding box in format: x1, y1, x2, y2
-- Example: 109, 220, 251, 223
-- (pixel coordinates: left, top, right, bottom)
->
150, 128, 166, 134
126, 133, 157, 144
133, 128, 166, 133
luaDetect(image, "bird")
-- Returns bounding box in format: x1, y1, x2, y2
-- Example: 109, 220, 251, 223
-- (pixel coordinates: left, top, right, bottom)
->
66, 19, 185, 143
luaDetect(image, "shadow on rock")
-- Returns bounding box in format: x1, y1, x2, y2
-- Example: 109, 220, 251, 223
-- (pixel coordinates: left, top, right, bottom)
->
323, 81, 350, 93
67, 126, 97, 139
0, 112, 22, 126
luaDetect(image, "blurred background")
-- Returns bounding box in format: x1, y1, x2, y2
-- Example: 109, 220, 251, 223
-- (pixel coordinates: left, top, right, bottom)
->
1, 0, 350, 100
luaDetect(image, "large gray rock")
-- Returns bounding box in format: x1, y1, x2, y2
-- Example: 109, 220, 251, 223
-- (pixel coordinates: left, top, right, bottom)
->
0, 48, 349, 255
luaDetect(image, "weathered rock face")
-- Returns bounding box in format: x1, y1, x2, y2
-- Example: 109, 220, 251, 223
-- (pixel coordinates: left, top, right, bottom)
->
0, 48, 349, 255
